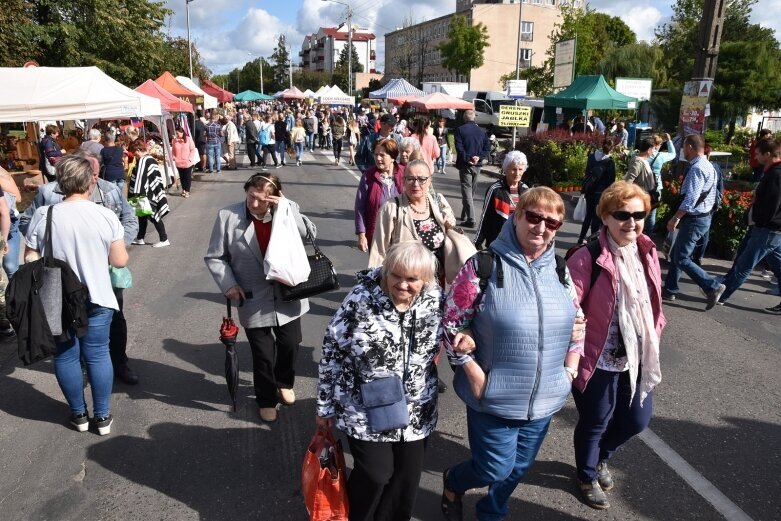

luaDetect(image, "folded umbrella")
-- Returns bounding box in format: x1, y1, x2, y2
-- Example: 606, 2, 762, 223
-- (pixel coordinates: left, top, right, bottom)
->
219, 298, 241, 411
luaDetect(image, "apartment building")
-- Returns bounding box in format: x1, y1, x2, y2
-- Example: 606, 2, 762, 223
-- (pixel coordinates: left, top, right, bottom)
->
384, 0, 580, 91
299, 23, 377, 75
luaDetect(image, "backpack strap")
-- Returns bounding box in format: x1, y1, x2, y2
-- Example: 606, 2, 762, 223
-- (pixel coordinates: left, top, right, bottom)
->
586, 239, 603, 289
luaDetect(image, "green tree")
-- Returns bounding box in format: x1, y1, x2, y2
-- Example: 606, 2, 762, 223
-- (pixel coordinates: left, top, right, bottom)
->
332, 43, 363, 93
292, 70, 333, 92
159, 37, 210, 80
597, 42, 666, 86
438, 14, 490, 87
270, 36, 291, 91
0, 0, 35, 67
25, 0, 172, 86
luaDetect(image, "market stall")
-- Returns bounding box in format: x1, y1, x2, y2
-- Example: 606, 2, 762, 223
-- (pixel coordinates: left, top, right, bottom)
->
201, 79, 234, 105
233, 90, 275, 102
155, 71, 203, 111
406, 92, 473, 110
543, 75, 637, 127
319, 85, 353, 106
278, 87, 306, 100
176, 76, 218, 110
369, 78, 424, 100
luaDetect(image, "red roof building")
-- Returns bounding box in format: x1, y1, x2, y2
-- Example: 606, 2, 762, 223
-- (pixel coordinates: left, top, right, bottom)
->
298, 23, 376, 75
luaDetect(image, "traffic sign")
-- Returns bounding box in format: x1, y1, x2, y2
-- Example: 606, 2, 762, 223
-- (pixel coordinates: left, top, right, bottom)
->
498, 105, 532, 128
506, 80, 527, 99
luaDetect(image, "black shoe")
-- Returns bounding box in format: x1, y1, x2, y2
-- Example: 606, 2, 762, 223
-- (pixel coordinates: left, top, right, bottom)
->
70, 412, 89, 432
661, 291, 676, 302
705, 283, 726, 310
460, 220, 476, 228
441, 469, 463, 521
438, 380, 448, 393
115, 363, 139, 385
764, 302, 781, 315
94, 414, 113, 436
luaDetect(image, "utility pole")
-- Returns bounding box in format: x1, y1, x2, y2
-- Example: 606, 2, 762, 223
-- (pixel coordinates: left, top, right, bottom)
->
186, 0, 195, 80
511, 1, 525, 150
693, 0, 726, 80
322, 0, 353, 95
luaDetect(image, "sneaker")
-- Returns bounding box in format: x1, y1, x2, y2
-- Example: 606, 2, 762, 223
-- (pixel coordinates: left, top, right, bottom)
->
131, 239, 146, 245
765, 286, 780, 296
661, 291, 676, 302
764, 302, 781, 315
152, 240, 170, 248
260, 407, 278, 423
297, 160, 302, 166
441, 469, 463, 521
459, 220, 476, 228
761, 269, 773, 279
70, 412, 89, 432
438, 380, 448, 393
579, 480, 610, 509
95, 415, 113, 436
597, 460, 614, 491
0, 326, 16, 337
278, 388, 296, 406
275, 164, 282, 169
705, 283, 726, 310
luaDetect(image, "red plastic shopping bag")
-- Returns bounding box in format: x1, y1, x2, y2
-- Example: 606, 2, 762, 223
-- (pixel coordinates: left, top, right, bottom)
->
301, 429, 349, 521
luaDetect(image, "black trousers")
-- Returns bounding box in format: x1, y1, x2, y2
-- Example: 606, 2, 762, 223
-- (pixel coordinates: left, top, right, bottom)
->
333, 139, 343, 160
137, 216, 167, 242
245, 318, 301, 408
108, 288, 127, 368
346, 437, 426, 521
177, 166, 193, 192
260, 144, 278, 166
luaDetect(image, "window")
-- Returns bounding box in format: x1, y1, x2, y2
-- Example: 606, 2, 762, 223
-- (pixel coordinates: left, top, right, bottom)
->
532, 0, 541, 4
520, 48, 532, 67
521, 21, 534, 41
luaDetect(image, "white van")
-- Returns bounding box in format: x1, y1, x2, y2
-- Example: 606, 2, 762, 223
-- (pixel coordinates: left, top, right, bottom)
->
461, 91, 516, 134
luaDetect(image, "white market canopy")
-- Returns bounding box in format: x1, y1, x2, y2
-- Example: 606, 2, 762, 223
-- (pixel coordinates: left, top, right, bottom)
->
313, 85, 331, 99
369, 78, 424, 99
0, 66, 162, 122
319, 85, 353, 106
302, 89, 316, 98
176, 76, 218, 109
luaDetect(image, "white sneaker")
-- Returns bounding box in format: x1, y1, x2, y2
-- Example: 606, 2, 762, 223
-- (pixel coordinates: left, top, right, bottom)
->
761, 269, 773, 279
152, 240, 170, 248
131, 239, 145, 245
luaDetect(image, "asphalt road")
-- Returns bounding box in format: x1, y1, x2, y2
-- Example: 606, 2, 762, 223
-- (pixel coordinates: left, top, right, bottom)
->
0, 148, 778, 521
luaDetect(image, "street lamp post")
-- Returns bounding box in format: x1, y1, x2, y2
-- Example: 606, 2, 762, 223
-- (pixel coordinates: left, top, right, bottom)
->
321, 0, 353, 95
186, 0, 195, 80
511, 1, 525, 150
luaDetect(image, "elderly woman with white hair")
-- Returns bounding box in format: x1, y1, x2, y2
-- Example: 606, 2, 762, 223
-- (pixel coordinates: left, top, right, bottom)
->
316, 241, 443, 521
474, 150, 529, 249
398, 136, 421, 166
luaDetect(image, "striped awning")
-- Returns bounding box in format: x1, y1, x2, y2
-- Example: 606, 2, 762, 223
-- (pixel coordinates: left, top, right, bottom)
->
369, 78, 424, 99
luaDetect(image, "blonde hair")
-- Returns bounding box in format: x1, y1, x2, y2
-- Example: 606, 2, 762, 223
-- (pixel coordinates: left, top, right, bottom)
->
597, 181, 651, 219
381, 241, 437, 285
517, 186, 565, 219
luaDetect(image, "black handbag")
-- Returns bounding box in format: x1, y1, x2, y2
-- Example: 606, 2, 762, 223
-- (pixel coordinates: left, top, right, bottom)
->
279, 228, 339, 302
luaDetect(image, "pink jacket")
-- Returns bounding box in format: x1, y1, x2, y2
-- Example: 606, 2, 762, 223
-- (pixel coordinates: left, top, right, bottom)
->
171, 137, 196, 168
566, 228, 666, 392
414, 133, 440, 174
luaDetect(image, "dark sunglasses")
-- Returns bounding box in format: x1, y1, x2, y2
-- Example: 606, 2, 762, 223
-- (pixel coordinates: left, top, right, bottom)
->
404, 176, 430, 184
611, 210, 647, 221
522, 210, 562, 231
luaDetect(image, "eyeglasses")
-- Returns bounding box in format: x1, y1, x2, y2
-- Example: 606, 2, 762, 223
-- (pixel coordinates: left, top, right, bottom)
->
404, 176, 430, 185
610, 210, 647, 221
522, 210, 562, 231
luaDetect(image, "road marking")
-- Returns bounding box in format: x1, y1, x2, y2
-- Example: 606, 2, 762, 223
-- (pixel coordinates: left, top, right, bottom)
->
313, 148, 361, 181
639, 429, 755, 521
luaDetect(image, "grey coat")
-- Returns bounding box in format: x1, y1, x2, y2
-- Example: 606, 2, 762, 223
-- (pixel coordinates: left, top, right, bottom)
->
204, 200, 310, 328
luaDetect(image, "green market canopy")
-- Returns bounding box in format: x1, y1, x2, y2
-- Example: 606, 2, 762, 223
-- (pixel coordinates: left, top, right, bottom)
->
233, 90, 275, 102
544, 75, 637, 110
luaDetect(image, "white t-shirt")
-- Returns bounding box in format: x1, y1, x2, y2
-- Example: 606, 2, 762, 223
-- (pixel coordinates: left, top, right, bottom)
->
26, 201, 124, 310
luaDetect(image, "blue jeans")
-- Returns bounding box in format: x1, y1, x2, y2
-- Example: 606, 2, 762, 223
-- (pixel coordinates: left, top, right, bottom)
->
664, 214, 720, 294
437, 145, 448, 171
206, 143, 221, 172
645, 207, 658, 236
54, 304, 115, 417
3, 216, 20, 278
109, 178, 125, 193
447, 407, 552, 521
305, 132, 315, 152
721, 227, 781, 301
572, 369, 653, 483
275, 140, 287, 165
294, 142, 304, 161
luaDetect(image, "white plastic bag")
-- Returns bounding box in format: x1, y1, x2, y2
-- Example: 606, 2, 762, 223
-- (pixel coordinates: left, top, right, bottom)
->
264, 198, 311, 286
573, 195, 587, 222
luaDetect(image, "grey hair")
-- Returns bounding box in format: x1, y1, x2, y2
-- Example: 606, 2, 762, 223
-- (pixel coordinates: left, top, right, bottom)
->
502, 150, 528, 172
405, 159, 431, 176
380, 241, 437, 286
399, 136, 420, 152
56, 155, 94, 196
463, 109, 475, 122
88, 128, 102, 141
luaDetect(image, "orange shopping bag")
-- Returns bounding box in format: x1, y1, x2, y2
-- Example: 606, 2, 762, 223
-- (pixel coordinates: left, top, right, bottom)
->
301, 429, 349, 521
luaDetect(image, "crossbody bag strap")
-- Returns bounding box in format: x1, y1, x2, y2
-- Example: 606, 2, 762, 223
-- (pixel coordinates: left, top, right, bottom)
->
44, 205, 54, 261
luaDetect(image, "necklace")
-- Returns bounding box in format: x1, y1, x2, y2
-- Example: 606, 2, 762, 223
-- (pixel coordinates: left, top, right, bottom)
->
409, 197, 429, 217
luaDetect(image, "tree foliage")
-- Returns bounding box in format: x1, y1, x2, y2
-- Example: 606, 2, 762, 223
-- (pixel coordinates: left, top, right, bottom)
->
438, 15, 490, 83
332, 43, 363, 93
0, 0, 34, 67
270, 36, 291, 92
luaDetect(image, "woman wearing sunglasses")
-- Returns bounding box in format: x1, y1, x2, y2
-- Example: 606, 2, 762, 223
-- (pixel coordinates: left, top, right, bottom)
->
566, 181, 666, 509
440, 187, 584, 521
368, 160, 460, 285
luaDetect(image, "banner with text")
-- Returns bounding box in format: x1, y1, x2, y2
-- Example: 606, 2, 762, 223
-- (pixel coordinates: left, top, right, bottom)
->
498, 105, 532, 128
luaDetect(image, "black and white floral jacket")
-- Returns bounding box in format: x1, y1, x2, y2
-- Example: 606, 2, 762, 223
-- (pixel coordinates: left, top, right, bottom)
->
316, 267, 443, 442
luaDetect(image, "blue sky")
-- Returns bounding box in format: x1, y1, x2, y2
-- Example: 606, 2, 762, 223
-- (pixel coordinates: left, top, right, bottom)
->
162, 0, 780, 75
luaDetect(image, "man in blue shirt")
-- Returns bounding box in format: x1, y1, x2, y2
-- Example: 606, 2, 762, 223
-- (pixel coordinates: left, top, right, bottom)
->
663, 134, 725, 309
454, 110, 491, 228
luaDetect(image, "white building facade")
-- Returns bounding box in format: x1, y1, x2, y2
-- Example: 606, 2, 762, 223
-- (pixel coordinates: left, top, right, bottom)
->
299, 23, 377, 74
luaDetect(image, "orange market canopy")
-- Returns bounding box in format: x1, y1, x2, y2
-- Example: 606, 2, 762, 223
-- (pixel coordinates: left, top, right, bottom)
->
278, 86, 306, 100
155, 71, 203, 109
136, 80, 194, 113
201, 79, 234, 104
407, 92, 474, 110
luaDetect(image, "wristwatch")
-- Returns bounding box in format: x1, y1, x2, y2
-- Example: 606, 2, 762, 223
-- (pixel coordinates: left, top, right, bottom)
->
564, 366, 578, 380
672, 216, 681, 223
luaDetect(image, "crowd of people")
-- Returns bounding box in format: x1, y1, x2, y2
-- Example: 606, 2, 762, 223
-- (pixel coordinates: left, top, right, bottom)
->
9, 96, 777, 521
